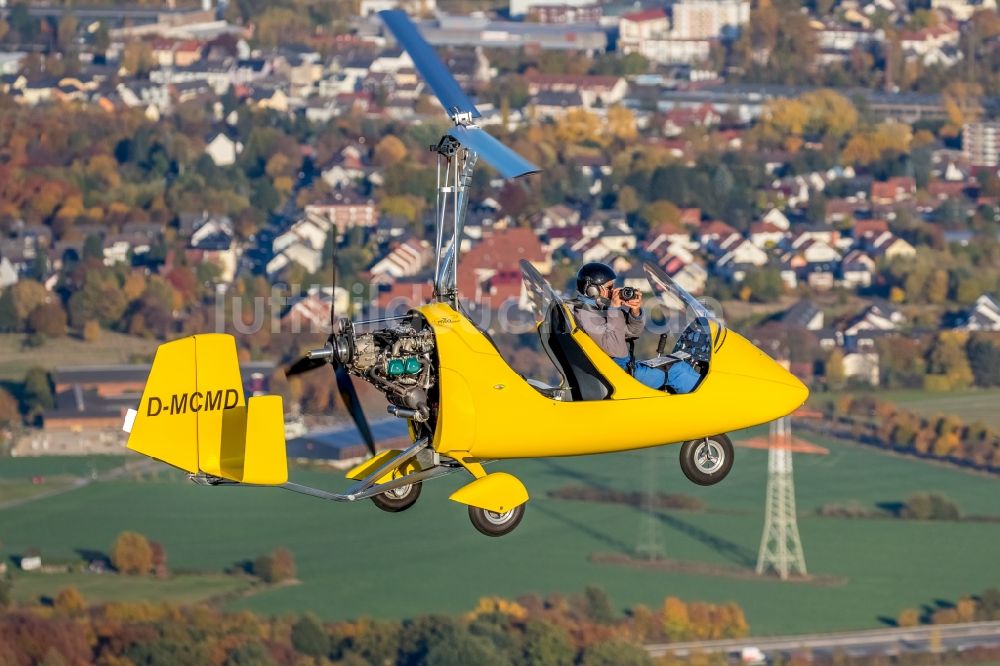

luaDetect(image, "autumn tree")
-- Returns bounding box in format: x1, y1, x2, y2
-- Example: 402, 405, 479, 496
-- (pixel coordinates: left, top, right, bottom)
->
68, 271, 127, 329
925, 332, 974, 390
662, 596, 690, 640
897, 608, 920, 627
373, 135, 408, 168
28, 303, 67, 338
521, 619, 574, 666
606, 105, 638, 143
82, 320, 101, 343
0, 388, 20, 427
555, 109, 602, 146
826, 349, 846, 390
583, 585, 615, 624
580, 639, 652, 666
111, 531, 153, 575
290, 613, 329, 660
253, 547, 296, 584
121, 40, 156, 77
639, 200, 681, 227
53, 586, 85, 615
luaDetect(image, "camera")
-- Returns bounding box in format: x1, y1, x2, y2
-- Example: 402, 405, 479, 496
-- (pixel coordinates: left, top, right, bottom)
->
618, 286, 638, 301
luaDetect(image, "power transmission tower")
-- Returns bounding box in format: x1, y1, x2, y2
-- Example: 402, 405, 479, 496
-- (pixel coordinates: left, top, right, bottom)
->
756, 417, 807, 579
636, 447, 666, 560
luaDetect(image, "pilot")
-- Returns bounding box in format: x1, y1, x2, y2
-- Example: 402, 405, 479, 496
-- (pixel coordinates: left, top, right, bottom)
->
573, 262, 668, 390
573, 262, 700, 394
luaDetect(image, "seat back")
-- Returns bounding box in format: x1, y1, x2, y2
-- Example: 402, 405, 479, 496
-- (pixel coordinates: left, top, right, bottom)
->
541, 303, 611, 401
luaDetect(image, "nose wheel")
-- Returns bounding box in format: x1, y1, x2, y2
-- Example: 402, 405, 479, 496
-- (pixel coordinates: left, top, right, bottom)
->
371, 480, 422, 512
468, 504, 525, 537
679, 434, 734, 486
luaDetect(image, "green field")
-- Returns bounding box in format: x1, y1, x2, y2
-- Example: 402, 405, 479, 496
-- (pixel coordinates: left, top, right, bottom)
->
875, 388, 1000, 430
11, 571, 253, 606
0, 437, 997, 636
0, 333, 156, 380
0, 456, 125, 479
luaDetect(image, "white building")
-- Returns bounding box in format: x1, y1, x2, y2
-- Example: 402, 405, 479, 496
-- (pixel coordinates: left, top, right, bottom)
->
958, 294, 1000, 331
963, 122, 1000, 168
205, 133, 243, 167
509, 0, 595, 18
671, 0, 750, 40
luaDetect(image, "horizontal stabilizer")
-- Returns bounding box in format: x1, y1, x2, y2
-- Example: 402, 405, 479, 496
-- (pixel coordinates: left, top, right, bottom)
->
379, 9, 480, 119
448, 126, 540, 180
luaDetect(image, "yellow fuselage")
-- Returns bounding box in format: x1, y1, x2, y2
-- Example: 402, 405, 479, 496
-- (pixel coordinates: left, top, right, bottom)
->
421, 302, 808, 460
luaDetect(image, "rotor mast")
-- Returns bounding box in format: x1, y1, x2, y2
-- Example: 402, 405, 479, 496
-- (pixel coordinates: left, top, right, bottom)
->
379, 9, 540, 308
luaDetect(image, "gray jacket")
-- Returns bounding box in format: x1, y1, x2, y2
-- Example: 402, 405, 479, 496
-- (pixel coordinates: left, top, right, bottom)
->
573, 303, 646, 358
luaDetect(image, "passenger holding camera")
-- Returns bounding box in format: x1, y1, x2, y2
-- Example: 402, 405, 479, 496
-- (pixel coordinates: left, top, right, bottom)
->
573, 262, 667, 390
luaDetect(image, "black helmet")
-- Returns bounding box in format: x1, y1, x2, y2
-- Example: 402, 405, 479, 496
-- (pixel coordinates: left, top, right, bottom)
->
576, 262, 617, 298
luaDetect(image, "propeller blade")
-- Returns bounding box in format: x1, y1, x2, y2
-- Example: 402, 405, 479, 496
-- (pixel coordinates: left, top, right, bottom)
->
334, 365, 376, 457
379, 9, 481, 119
285, 355, 328, 377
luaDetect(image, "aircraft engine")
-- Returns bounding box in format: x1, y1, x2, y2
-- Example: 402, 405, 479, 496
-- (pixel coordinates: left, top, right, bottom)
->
342, 316, 437, 422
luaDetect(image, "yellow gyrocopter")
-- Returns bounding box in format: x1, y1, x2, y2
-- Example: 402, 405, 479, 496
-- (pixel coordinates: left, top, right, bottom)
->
123, 10, 808, 537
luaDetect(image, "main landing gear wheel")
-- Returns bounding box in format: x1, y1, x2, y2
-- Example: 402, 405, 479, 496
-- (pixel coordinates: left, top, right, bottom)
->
468, 504, 525, 537
679, 434, 734, 486
371, 481, 422, 512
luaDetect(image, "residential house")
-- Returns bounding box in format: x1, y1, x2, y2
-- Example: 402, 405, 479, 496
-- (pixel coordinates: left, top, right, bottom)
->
530, 90, 585, 118
186, 213, 239, 280
662, 104, 721, 136
368, 238, 433, 282
870, 176, 916, 205
852, 218, 890, 242
205, 133, 243, 167
304, 197, 378, 234
780, 299, 824, 331
957, 294, 1000, 331
458, 227, 549, 304
716, 238, 768, 282
276, 216, 329, 255
844, 302, 904, 347
669, 261, 708, 294
839, 249, 876, 288
523, 74, 627, 108
870, 231, 916, 260
748, 221, 786, 248
281, 287, 348, 333
645, 222, 694, 254
843, 351, 880, 385
540, 204, 581, 229
698, 220, 740, 251
0, 257, 18, 288
762, 207, 791, 230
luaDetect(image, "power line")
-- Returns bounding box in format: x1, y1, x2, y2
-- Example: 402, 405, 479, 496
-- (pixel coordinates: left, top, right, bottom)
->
636, 446, 666, 561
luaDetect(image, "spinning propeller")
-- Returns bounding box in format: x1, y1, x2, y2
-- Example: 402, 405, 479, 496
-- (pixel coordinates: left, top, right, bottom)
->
285, 276, 376, 458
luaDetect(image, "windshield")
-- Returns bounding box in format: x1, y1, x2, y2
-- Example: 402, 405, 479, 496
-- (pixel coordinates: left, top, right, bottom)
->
642, 262, 722, 332
520, 259, 564, 325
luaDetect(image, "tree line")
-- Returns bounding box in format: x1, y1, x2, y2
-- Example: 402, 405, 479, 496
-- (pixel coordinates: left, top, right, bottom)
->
0, 584, 747, 666
811, 395, 1000, 471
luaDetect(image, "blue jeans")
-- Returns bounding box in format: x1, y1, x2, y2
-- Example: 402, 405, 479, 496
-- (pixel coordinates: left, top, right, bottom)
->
613, 356, 666, 389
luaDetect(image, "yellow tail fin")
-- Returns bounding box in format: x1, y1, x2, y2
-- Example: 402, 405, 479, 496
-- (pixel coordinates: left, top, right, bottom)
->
126, 334, 288, 485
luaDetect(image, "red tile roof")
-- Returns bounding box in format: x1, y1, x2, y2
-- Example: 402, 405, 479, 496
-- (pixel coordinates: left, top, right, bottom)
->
622, 8, 667, 23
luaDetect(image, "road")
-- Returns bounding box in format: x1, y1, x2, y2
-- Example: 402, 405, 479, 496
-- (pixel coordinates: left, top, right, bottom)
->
647, 621, 1000, 660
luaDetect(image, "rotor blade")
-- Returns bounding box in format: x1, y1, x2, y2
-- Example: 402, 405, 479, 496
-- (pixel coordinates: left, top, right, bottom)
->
285, 355, 328, 377
379, 9, 480, 119
334, 365, 376, 457
447, 125, 540, 179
